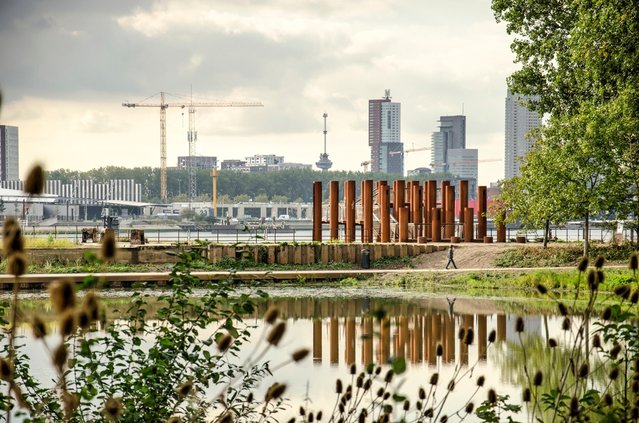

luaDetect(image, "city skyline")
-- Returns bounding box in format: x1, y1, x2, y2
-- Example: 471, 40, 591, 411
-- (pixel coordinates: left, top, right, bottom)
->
0, 0, 516, 185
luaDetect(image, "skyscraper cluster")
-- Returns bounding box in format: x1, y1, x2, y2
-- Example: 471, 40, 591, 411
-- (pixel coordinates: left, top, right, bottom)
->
430, 115, 478, 184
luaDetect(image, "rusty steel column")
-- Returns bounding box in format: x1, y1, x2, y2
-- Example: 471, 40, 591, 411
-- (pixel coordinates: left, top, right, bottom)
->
459, 180, 468, 225
395, 180, 405, 220
440, 180, 450, 218
431, 207, 441, 242
380, 184, 391, 242
363, 179, 374, 243
312, 181, 322, 242
427, 180, 436, 239
464, 207, 474, 242
345, 180, 356, 243
411, 182, 422, 237
445, 185, 456, 239
398, 207, 408, 242
477, 185, 487, 239
329, 180, 339, 241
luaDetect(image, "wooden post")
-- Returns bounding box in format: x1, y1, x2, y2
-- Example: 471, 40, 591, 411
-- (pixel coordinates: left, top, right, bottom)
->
477, 185, 487, 239
445, 185, 456, 239
345, 180, 356, 243
398, 207, 408, 242
312, 181, 322, 242
464, 207, 474, 242
431, 208, 441, 242
459, 180, 468, 226
330, 180, 339, 241
380, 184, 390, 242
363, 179, 373, 243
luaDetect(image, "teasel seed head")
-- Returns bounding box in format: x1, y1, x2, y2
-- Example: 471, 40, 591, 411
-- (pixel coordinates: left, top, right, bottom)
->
458, 327, 466, 341
101, 229, 116, 260
604, 393, 613, 406
384, 369, 393, 383
610, 343, 622, 359
602, 307, 612, 320
3, 219, 24, 254
447, 379, 455, 391
609, 367, 620, 381
569, 396, 579, 416
465, 328, 474, 345
218, 412, 233, 423
24, 164, 45, 195
476, 375, 485, 387
403, 400, 410, 411
578, 364, 589, 378
615, 285, 631, 299
267, 321, 286, 346
0, 357, 13, 381
465, 402, 474, 414
59, 309, 77, 337
630, 254, 638, 271
558, 302, 568, 316
522, 388, 531, 402
77, 309, 91, 331
592, 334, 601, 349
419, 387, 426, 400
562, 317, 571, 331
587, 270, 598, 291
336, 379, 343, 394
217, 333, 233, 352
62, 391, 80, 420
292, 348, 310, 362
430, 373, 439, 386
177, 380, 194, 397
32, 315, 47, 339
7, 252, 27, 277
49, 279, 76, 314
424, 408, 434, 418
548, 338, 558, 348
166, 416, 182, 423
350, 363, 356, 375
595, 255, 605, 269
265, 383, 286, 401
488, 389, 497, 404
533, 371, 543, 386
488, 329, 496, 343
264, 306, 279, 324
103, 397, 123, 421
631, 290, 639, 304
436, 343, 443, 356
52, 343, 68, 371
597, 270, 605, 285
536, 284, 548, 295
577, 256, 589, 272
316, 411, 322, 421
515, 317, 524, 333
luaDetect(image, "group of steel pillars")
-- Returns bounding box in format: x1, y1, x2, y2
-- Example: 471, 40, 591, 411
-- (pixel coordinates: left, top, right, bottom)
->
312, 180, 503, 243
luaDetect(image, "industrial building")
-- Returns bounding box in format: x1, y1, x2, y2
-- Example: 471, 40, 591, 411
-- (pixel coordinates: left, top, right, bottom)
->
368, 90, 403, 174
504, 90, 542, 179
177, 156, 217, 170
0, 125, 19, 182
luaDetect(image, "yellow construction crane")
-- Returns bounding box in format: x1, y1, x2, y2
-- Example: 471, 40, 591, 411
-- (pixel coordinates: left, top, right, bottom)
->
122, 92, 263, 202
389, 145, 431, 157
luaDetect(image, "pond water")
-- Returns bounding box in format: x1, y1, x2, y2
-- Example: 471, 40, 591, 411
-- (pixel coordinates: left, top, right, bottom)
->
4, 286, 579, 421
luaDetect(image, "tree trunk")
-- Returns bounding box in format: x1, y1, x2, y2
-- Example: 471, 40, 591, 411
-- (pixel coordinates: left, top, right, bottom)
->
583, 212, 590, 257
543, 219, 550, 248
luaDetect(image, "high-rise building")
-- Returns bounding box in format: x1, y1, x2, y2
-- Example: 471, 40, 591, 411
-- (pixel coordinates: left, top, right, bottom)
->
368, 90, 403, 174
430, 115, 466, 173
448, 148, 478, 194
0, 125, 19, 181
504, 90, 542, 179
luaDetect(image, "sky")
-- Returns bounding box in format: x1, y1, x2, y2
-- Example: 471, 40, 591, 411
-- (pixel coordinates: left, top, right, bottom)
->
0, 0, 516, 186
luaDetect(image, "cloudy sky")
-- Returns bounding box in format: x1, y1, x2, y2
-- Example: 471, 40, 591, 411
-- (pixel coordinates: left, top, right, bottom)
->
0, 0, 516, 185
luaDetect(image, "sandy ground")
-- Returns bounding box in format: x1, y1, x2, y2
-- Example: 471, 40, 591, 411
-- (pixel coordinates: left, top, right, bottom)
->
410, 243, 533, 270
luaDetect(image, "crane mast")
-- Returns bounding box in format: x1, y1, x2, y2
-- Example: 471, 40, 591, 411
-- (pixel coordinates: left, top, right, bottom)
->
122, 92, 263, 203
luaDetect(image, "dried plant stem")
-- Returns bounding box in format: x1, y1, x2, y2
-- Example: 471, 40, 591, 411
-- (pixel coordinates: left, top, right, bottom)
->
6, 276, 20, 423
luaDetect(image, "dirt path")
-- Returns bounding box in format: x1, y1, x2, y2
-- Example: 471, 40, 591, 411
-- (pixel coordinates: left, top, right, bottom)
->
411, 243, 534, 270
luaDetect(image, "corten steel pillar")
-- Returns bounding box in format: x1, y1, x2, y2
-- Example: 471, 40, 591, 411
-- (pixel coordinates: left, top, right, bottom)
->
477, 186, 487, 239
329, 181, 339, 241
394, 180, 406, 220
440, 180, 450, 217
431, 208, 441, 242
380, 184, 391, 242
426, 180, 437, 239
464, 207, 474, 242
411, 182, 422, 237
459, 180, 468, 226
445, 185, 456, 239
398, 207, 409, 242
312, 181, 322, 242
345, 180, 356, 243
362, 180, 374, 243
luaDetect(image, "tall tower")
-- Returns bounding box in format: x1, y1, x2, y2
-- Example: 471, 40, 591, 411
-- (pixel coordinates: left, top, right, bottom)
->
368, 90, 403, 174
430, 115, 466, 173
0, 125, 19, 181
504, 90, 541, 179
315, 113, 333, 171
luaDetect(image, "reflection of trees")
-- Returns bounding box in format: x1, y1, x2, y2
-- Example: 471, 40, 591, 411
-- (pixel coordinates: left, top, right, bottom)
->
491, 331, 612, 420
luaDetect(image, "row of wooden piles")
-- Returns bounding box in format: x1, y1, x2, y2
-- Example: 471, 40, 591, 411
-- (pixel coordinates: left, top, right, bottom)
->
311, 180, 507, 243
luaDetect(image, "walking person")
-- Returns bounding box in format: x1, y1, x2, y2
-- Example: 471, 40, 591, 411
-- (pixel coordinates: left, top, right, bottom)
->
445, 244, 457, 269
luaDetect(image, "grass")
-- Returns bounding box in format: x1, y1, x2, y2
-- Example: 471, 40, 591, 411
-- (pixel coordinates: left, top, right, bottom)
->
494, 242, 639, 267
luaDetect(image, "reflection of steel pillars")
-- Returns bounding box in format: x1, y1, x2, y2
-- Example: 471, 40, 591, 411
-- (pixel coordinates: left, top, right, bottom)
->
345, 180, 356, 242
398, 207, 408, 242
330, 317, 339, 364
394, 180, 405, 220
464, 207, 474, 242
362, 317, 374, 365
413, 316, 423, 364
329, 181, 339, 241
445, 185, 456, 239
497, 314, 506, 341
379, 318, 390, 364
459, 180, 468, 227
478, 186, 487, 239
312, 181, 322, 242
379, 184, 390, 242
313, 319, 323, 363
444, 314, 455, 362
478, 314, 487, 361
345, 317, 356, 365
362, 180, 373, 243
431, 208, 441, 242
